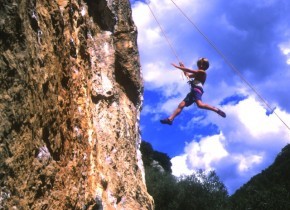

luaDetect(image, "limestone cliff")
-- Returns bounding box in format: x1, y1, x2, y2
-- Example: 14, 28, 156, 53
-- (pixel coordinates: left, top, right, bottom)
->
0, 0, 154, 209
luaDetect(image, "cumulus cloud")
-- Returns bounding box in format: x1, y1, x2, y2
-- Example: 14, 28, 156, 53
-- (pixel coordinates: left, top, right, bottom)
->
133, 0, 290, 109
131, 0, 290, 193
279, 41, 290, 65
171, 96, 290, 193
184, 133, 228, 170
132, 0, 211, 95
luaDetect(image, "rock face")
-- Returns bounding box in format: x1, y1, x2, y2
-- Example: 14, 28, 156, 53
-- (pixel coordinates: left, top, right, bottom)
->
0, 0, 153, 209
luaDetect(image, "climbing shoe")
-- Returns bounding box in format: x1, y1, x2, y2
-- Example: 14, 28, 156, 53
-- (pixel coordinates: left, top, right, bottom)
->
160, 118, 173, 125
217, 109, 226, 118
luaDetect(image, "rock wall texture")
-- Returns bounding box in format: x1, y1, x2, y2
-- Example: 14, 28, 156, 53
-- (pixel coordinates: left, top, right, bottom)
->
0, 0, 154, 209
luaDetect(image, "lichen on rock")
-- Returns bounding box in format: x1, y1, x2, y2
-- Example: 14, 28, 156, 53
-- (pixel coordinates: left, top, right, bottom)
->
0, 0, 153, 209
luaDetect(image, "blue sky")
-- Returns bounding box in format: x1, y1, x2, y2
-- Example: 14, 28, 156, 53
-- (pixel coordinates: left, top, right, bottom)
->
130, 0, 290, 194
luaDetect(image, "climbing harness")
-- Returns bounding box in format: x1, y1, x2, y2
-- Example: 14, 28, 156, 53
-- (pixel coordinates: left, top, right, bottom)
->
145, 0, 290, 132
169, 0, 290, 131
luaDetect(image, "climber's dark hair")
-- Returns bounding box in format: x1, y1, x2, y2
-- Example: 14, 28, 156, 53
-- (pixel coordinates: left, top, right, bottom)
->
197, 58, 209, 70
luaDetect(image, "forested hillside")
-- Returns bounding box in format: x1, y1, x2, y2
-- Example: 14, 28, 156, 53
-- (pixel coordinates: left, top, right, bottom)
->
141, 141, 290, 210
230, 144, 290, 210
140, 141, 229, 210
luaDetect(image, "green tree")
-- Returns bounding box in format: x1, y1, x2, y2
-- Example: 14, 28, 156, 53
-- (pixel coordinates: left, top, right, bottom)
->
140, 141, 154, 167
145, 168, 178, 210
174, 170, 229, 210
141, 141, 230, 210
230, 144, 290, 210
153, 151, 172, 173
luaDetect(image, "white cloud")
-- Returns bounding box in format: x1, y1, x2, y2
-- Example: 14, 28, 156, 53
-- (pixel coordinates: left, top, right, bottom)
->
132, 0, 215, 96
171, 133, 228, 177
160, 96, 183, 114
219, 14, 248, 39
214, 96, 290, 147
132, 0, 290, 194
279, 41, 290, 65
171, 155, 194, 176
171, 96, 290, 193
185, 133, 228, 170
142, 62, 183, 89
234, 153, 263, 173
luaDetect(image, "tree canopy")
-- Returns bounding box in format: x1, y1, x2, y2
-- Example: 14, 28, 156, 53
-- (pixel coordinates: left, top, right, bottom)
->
141, 141, 290, 210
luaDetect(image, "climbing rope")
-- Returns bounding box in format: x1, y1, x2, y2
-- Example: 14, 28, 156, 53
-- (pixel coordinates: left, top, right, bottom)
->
145, 0, 290, 131
146, 4, 179, 62
146, 3, 186, 80
169, 0, 290, 131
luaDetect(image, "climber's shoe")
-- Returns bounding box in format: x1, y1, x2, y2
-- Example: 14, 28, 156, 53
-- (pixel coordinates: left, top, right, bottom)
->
217, 109, 226, 118
160, 118, 173, 125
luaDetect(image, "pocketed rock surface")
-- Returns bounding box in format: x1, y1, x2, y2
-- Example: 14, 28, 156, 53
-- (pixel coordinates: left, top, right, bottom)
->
0, 0, 153, 209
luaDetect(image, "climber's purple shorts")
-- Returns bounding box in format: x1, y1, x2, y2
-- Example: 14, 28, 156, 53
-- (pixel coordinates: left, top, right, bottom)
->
183, 86, 204, 107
